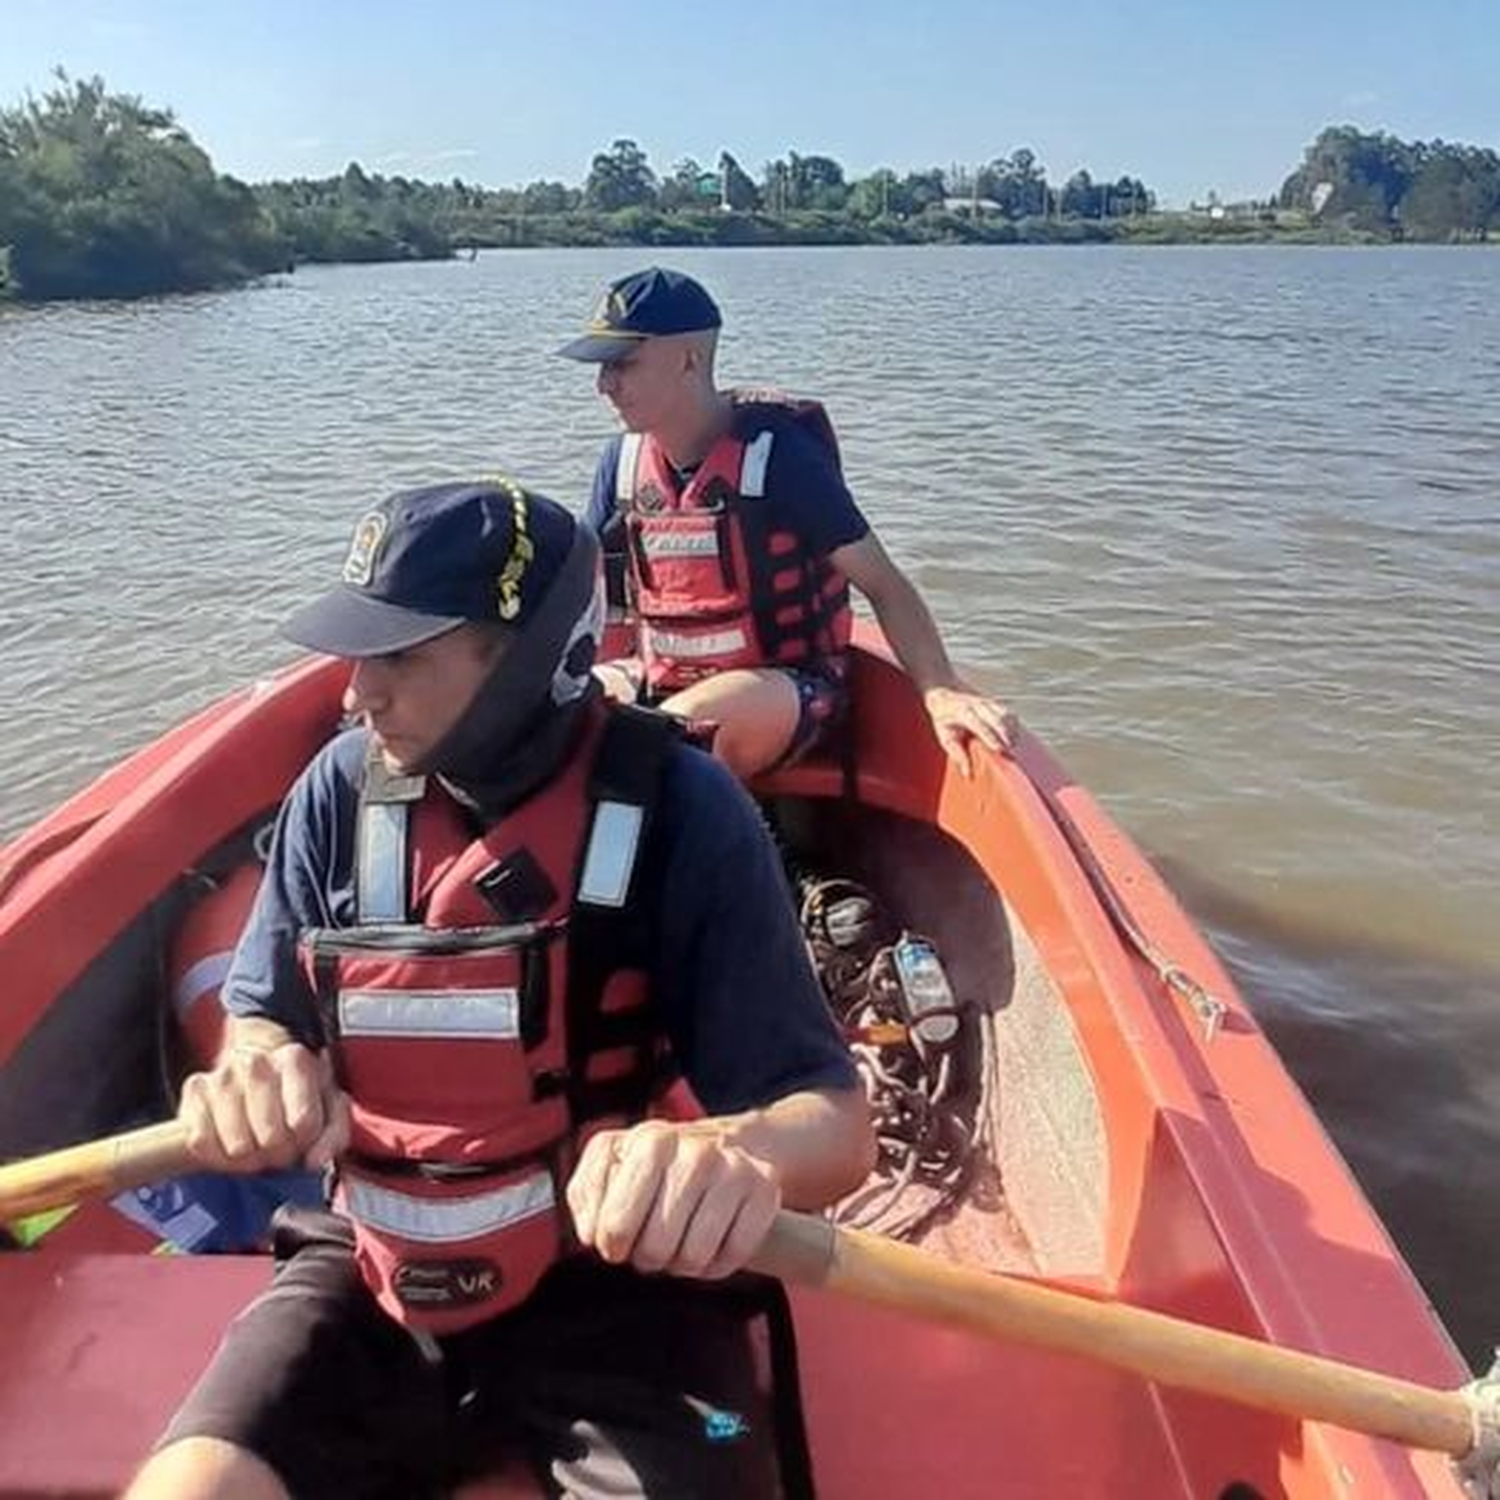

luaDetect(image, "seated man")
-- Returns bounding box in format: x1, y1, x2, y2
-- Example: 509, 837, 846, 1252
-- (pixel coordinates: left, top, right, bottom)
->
125, 479, 874, 1500
559, 266, 1017, 779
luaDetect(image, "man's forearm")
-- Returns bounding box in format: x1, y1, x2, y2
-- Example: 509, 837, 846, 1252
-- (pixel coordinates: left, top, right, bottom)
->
866, 571, 961, 696
710, 1087, 875, 1210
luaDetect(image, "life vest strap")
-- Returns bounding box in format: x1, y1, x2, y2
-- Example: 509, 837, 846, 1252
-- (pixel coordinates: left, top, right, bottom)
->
565, 706, 680, 1122
356, 741, 426, 925
739, 430, 775, 498
615, 432, 644, 506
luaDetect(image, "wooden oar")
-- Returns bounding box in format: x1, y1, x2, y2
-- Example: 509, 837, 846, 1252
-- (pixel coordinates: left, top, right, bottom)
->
0, 1124, 1490, 1471
0, 1121, 191, 1222
748, 1212, 1488, 1466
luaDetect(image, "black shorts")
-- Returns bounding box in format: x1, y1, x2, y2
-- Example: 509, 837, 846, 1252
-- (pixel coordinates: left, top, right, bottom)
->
162, 1210, 804, 1500
774, 663, 849, 769
604, 658, 849, 771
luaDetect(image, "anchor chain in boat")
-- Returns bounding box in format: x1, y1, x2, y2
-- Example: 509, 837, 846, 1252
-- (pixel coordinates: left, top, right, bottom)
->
799, 878, 985, 1241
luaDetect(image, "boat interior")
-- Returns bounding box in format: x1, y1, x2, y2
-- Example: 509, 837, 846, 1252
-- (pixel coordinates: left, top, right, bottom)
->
0, 641, 1467, 1498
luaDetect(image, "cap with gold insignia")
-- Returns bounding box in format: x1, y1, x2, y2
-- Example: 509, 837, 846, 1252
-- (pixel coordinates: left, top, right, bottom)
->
556, 266, 722, 363
283, 479, 580, 657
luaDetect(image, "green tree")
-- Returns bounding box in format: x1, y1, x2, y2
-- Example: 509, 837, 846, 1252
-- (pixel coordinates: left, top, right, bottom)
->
978, 148, 1049, 218
0, 71, 283, 299
1105, 175, 1151, 217
795, 153, 847, 211
254, 165, 454, 264
763, 152, 846, 211
520, 179, 576, 214
718, 151, 760, 211
1059, 169, 1100, 218
657, 157, 709, 211
584, 138, 656, 212
901, 169, 948, 215
1279, 127, 1414, 230
1402, 145, 1499, 239
847, 169, 899, 220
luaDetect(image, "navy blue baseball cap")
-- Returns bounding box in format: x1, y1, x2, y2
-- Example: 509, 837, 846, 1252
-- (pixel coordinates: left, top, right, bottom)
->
284, 479, 580, 657
557, 266, 722, 362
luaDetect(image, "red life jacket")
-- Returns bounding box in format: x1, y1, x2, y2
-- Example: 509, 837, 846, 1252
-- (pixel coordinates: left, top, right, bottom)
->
300, 704, 674, 1334
619, 390, 853, 693
169, 858, 265, 1071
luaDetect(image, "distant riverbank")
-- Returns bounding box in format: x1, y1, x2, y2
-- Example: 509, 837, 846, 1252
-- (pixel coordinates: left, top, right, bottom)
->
3, 76, 1494, 303
433, 209, 1416, 252
2, 197, 1488, 311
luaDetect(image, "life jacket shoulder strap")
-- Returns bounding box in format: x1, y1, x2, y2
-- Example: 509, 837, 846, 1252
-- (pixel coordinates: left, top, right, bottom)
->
566, 705, 683, 1115
728, 387, 843, 476
574, 703, 681, 925
355, 739, 426, 924
615, 432, 644, 508
739, 430, 775, 499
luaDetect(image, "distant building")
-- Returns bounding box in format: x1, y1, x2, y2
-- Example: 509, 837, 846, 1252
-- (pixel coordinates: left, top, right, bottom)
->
941, 197, 1004, 216
1188, 195, 1272, 222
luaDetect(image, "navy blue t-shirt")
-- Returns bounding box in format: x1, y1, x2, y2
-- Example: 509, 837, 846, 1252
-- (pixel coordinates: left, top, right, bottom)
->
585, 417, 871, 559
224, 726, 857, 1115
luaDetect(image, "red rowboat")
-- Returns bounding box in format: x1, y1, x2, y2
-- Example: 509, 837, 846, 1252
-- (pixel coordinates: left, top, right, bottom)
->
0, 626, 1470, 1497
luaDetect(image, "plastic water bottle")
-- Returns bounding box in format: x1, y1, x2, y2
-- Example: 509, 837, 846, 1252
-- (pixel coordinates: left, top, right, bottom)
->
892, 935, 960, 1046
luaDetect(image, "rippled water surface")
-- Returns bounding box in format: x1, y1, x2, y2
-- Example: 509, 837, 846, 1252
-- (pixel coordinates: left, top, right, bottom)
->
2, 246, 1496, 1359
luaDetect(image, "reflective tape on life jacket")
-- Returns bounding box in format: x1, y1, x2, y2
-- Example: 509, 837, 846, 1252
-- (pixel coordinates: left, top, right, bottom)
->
620, 392, 853, 692
577, 795, 645, 907
344, 1168, 555, 1243
338, 988, 522, 1039
168, 859, 266, 1069
344, 1160, 562, 1321
645, 625, 751, 662
302, 702, 672, 1334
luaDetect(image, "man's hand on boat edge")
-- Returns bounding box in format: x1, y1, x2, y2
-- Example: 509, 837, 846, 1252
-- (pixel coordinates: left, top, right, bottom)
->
922, 682, 1019, 772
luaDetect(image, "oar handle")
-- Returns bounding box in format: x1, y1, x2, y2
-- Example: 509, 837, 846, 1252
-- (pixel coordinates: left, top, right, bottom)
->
750, 1211, 1477, 1460
0, 1120, 193, 1221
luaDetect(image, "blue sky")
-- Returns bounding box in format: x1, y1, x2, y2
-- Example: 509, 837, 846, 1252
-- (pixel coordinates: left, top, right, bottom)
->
2, 0, 1496, 207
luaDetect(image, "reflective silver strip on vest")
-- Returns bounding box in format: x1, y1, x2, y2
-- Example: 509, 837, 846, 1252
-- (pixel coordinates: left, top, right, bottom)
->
640, 530, 720, 559
358, 801, 410, 924
577, 798, 643, 909
344, 1171, 555, 1244
616, 432, 644, 505
338, 989, 520, 1040
644, 625, 750, 659
739, 431, 775, 498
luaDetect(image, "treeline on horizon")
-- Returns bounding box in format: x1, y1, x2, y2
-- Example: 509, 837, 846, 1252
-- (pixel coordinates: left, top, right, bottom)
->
1, 73, 1497, 303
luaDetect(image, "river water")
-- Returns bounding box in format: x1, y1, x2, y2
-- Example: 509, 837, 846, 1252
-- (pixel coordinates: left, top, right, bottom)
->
1, 245, 1496, 1362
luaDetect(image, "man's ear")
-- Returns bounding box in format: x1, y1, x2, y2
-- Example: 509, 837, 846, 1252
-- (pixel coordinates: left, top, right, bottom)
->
679, 331, 716, 378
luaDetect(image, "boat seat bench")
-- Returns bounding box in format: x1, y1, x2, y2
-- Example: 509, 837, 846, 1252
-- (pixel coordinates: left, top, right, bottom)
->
0, 1252, 542, 1497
